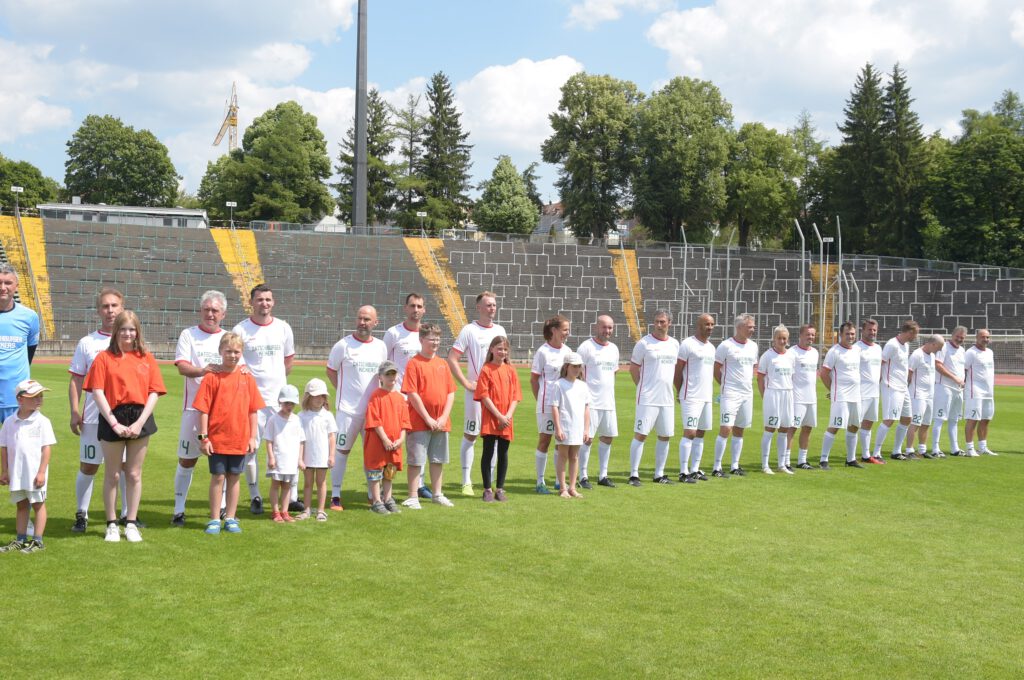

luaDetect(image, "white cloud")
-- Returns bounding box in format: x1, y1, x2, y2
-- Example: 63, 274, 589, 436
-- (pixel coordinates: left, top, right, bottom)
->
243, 43, 313, 84
567, 0, 671, 30
0, 40, 72, 142
1011, 8, 1024, 46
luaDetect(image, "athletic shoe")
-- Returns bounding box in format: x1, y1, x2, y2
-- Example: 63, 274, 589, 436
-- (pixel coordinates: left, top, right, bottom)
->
682, 473, 698, 484
819, 461, 831, 470
0, 539, 26, 553
295, 510, 310, 520
224, 518, 241, 534
124, 523, 143, 543
171, 513, 186, 528
695, 470, 709, 481
204, 520, 221, 535
401, 498, 422, 510
330, 497, 344, 511
118, 516, 147, 529
19, 539, 44, 554
461, 483, 475, 497
579, 478, 593, 490
316, 511, 329, 521
730, 467, 747, 477
921, 452, 936, 459
597, 477, 616, 488
627, 476, 642, 487
482, 489, 496, 503
866, 456, 884, 465
779, 466, 794, 475
282, 512, 296, 523
797, 462, 815, 470
950, 450, 965, 457
71, 511, 88, 533
931, 449, 945, 458
982, 449, 999, 456
678, 473, 689, 483
968, 450, 980, 458
860, 456, 873, 464
495, 489, 508, 502
370, 501, 390, 515
762, 466, 775, 475
845, 460, 865, 469
554, 482, 561, 491
288, 500, 305, 513
890, 452, 908, 460
652, 475, 673, 484
907, 452, 922, 460
417, 486, 433, 499
785, 466, 795, 473
272, 511, 285, 523
432, 495, 454, 507
535, 484, 552, 495
104, 523, 120, 542
383, 498, 401, 514
250, 496, 264, 515
711, 469, 728, 478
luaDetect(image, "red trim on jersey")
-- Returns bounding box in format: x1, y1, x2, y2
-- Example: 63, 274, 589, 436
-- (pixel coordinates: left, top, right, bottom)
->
351, 334, 374, 344
97, 330, 111, 337
593, 338, 609, 346
402, 322, 418, 332
473, 321, 494, 330
248, 316, 274, 327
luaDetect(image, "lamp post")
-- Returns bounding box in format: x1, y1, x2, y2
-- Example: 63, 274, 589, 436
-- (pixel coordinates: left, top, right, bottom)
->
10, 186, 23, 216
226, 201, 237, 228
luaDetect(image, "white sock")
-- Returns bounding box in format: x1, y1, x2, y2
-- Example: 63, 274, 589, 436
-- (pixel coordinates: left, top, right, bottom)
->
777, 433, 788, 468
653, 439, 669, 478
75, 471, 95, 514
678, 438, 693, 475
119, 474, 127, 517
873, 423, 891, 456
760, 432, 773, 468
859, 429, 872, 459
821, 431, 835, 462
460, 437, 475, 486
948, 418, 961, 452
690, 438, 705, 473
245, 452, 260, 498
331, 452, 349, 497
578, 441, 591, 479
930, 420, 944, 452
979, 439, 987, 452
629, 438, 644, 477
892, 424, 909, 457
730, 436, 744, 470
535, 449, 548, 485
713, 435, 727, 470
798, 448, 808, 464
598, 441, 612, 479
173, 464, 194, 515
845, 431, 858, 462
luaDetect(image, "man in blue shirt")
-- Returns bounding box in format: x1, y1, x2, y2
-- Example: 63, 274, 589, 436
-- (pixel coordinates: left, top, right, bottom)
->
0, 263, 39, 422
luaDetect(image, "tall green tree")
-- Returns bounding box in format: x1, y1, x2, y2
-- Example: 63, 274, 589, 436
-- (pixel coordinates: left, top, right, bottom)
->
199, 101, 333, 223
633, 76, 733, 242
542, 73, 642, 239
724, 123, 801, 248
421, 72, 473, 228
0, 154, 61, 210
878, 63, 927, 256
520, 162, 544, 210
788, 110, 826, 218
64, 114, 179, 206
390, 94, 429, 231
334, 89, 397, 225
474, 155, 539, 235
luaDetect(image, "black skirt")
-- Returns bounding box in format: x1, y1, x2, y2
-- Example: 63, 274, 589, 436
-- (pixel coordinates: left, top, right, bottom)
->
98, 403, 158, 442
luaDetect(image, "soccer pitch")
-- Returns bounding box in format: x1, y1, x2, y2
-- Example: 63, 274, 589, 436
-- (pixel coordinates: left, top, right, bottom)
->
2, 363, 1022, 678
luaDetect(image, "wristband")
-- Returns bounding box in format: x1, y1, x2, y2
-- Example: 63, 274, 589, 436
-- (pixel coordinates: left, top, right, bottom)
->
197, 433, 208, 441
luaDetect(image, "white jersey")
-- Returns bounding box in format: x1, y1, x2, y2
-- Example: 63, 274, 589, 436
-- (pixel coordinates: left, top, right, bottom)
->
936, 341, 966, 389
327, 335, 388, 415
550, 377, 591, 445
382, 322, 421, 388
0, 411, 56, 492
714, 337, 759, 399
232, 317, 296, 406
577, 337, 619, 411
758, 347, 796, 391
822, 343, 861, 403
299, 408, 338, 468
880, 337, 910, 392
630, 334, 680, 407
452, 321, 507, 383
175, 325, 227, 412
908, 348, 936, 400
964, 346, 995, 399
68, 330, 111, 425
263, 411, 306, 476
531, 342, 571, 413
855, 340, 882, 398
677, 336, 716, 403
791, 344, 819, 405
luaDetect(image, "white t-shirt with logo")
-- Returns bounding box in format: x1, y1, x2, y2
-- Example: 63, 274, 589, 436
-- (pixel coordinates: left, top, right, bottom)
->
758, 347, 796, 391
936, 341, 966, 389
577, 338, 619, 411
909, 348, 935, 400
327, 335, 388, 415
0, 410, 57, 492
677, 336, 716, 403
452, 321, 507, 383
715, 337, 759, 399
232, 317, 296, 406
263, 411, 306, 476
822, 343, 861, 403
964, 346, 995, 399
855, 340, 882, 398
175, 325, 227, 412
881, 337, 910, 392
630, 334, 680, 407
68, 330, 111, 424
791, 344, 819, 405
383, 322, 422, 388
531, 342, 571, 413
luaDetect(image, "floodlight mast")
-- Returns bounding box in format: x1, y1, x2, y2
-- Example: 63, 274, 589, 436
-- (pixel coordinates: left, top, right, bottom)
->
353, 0, 368, 229
794, 219, 806, 325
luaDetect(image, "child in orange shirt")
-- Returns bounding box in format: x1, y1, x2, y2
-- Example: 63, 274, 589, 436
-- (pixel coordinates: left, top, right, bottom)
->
192, 332, 265, 535
475, 336, 521, 502
364, 361, 411, 515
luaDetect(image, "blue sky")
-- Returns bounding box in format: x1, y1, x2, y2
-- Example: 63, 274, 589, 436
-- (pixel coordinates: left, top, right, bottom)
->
1, 0, 1022, 208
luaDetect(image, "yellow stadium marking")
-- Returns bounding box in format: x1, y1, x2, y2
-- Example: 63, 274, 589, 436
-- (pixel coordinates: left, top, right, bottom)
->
0, 216, 55, 338
609, 248, 644, 343
403, 237, 468, 339
811, 263, 839, 343
209, 228, 264, 315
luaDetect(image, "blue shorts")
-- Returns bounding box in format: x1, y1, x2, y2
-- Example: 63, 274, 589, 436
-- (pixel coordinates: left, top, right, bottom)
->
208, 454, 245, 476
0, 406, 17, 422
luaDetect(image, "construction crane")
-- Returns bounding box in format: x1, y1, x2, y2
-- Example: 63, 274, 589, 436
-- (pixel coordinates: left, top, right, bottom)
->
213, 82, 239, 152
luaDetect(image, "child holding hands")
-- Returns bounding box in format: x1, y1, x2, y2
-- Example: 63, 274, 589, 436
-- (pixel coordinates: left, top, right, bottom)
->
475, 336, 521, 502
264, 385, 305, 523
551, 352, 591, 498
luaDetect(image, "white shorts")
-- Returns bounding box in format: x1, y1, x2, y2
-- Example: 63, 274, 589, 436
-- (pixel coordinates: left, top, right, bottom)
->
965, 397, 995, 421
463, 389, 482, 436
828, 400, 861, 430
680, 400, 712, 432
335, 411, 365, 453
634, 404, 675, 438
79, 423, 102, 464
933, 385, 963, 422
881, 388, 911, 421
794, 402, 817, 428
762, 390, 794, 429
910, 398, 933, 426
588, 409, 619, 438
860, 396, 879, 423
10, 488, 46, 503
719, 395, 753, 429
536, 411, 556, 437
266, 472, 299, 483
177, 410, 202, 460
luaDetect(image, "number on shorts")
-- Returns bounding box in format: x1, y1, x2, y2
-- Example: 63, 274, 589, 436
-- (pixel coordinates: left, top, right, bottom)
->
890, 409, 899, 418
722, 413, 732, 424
936, 409, 944, 418
545, 420, 554, 433
467, 420, 477, 432
338, 433, 347, 448
686, 416, 698, 428
84, 444, 97, 461
768, 416, 778, 427
971, 409, 978, 419
912, 415, 922, 425
794, 416, 802, 427
835, 416, 844, 427
181, 439, 190, 455
637, 419, 644, 430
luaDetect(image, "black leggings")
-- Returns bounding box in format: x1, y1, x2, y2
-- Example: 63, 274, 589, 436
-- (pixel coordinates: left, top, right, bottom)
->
480, 435, 510, 489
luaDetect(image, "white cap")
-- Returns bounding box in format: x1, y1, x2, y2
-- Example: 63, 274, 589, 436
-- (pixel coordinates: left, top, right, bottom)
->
278, 384, 300, 404
304, 378, 329, 397
564, 352, 583, 366
16, 379, 49, 397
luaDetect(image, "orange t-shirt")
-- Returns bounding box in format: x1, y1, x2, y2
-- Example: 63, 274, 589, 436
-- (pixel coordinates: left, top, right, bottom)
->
364, 388, 411, 470
192, 369, 266, 455
475, 361, 522, 440
401, 354, 456, 432
84, 350, 167, 408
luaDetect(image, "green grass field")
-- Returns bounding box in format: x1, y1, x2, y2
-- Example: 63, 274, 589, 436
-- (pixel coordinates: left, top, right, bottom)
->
1, 363, 1022, 678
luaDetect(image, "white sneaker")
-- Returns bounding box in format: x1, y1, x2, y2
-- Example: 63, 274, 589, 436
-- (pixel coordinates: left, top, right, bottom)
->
104, 523, 121, 543
432, 495, 454, 507
401, 497, 422, 510
762, 466, 775, 475
982, 449, 999, 456
968, 450, 980, 458
778, 466, 794, 475
124, 522, 143, 543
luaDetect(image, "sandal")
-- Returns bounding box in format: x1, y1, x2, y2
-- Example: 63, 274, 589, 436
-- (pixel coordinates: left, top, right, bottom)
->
316, 511, 328, 522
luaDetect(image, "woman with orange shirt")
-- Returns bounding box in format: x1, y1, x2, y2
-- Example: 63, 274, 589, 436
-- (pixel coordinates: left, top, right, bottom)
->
475, 336, 521, 502
84, 311, 166, 543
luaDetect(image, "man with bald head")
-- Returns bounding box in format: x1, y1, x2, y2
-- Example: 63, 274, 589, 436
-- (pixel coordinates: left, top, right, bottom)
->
326, 305, 387, 510
931, 325, 968, 456
674, 313, 716, 482
576, 314, 620, 488
963, 328, 997, 456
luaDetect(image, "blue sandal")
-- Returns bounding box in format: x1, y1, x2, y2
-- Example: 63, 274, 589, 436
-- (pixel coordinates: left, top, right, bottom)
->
204, 520, 222, 535
224, 518, 241, 534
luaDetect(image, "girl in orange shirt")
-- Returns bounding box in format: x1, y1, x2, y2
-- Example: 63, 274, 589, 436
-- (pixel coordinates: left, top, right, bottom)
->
475, 336, 521, 502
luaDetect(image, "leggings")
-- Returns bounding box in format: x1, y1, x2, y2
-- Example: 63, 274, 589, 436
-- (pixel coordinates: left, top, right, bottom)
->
480, 435, 510, 489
